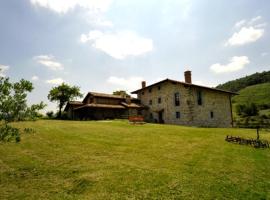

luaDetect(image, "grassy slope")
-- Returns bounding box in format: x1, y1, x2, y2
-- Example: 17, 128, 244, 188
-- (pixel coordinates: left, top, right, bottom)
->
232, 83, 270, 106
0, 120, 270, 199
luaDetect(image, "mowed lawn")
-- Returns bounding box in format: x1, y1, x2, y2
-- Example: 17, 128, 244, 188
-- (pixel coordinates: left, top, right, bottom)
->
1, 120, 270, 200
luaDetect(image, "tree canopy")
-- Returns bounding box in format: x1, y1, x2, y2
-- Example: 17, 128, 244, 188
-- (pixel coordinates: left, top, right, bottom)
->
113, 90, 129, 96
48, 83, 83, 118
216, 70, 270, 92
0, 76, 45, 122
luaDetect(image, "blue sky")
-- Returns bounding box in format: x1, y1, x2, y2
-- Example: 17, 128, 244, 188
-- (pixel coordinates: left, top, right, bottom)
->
0, 0, 269, 112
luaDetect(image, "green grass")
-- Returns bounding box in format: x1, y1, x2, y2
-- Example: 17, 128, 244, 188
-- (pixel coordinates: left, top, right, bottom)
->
232, 83, 270, 106
1, 120, 270, 199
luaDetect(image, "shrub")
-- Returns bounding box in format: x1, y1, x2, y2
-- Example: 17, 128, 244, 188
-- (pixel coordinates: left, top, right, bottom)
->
46, 111, 54, 118
236, 103, 258, 117
0, 124, 20, 143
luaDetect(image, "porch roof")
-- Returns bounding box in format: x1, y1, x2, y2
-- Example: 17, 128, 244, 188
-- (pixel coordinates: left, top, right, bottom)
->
120, 102, 144, 108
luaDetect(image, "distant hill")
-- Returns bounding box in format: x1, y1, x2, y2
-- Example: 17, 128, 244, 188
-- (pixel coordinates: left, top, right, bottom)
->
216, 71, 270, 92
232, 83, 270, 106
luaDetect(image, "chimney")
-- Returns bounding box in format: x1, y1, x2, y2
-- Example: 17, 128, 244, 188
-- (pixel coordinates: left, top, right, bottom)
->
141, 81, 146, 88
184, 70, 192, 84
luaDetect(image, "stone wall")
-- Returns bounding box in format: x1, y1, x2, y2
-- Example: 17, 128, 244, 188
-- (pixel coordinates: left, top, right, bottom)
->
137, 81, 233, 127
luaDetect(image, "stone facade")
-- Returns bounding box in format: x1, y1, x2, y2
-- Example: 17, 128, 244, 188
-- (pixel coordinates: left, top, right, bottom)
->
133, 79, 234, 128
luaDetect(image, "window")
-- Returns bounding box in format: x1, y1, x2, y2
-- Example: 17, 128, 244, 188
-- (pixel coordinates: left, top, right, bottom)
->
149, 100, 152, 105
149, 88, 152, 93
158, 97, 161, 104
197, 90, 202, 105
142, 91, 144, 95
176, 112, 180, 119
210, 111, 214, 119
175, 92, 180, 106
150, 113, 153, 119
158, 86, 161, 90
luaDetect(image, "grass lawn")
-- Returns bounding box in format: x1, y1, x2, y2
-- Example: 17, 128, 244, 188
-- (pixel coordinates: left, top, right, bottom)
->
1, 120, 270, 199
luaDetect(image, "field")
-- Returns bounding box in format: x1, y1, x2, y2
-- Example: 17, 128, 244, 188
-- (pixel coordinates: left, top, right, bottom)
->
1, 120, 270, 199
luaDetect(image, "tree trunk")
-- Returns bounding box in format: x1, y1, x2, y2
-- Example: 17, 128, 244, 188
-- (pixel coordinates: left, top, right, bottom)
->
58, 103, 63, 118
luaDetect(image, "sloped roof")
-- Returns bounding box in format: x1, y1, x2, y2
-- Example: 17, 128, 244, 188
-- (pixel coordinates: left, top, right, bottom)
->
68, 101, 84, 105
74, 103, 126, 110
131, 78, 238, 95
120, 102, 144, 108
64, 101, 84, 111
82, 92, 125, 103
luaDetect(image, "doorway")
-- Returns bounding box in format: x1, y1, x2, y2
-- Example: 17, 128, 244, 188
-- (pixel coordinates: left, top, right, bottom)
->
158, 111, 164, 124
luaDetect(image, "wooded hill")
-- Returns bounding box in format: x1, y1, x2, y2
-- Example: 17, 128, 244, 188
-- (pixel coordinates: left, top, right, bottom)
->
216, 71, 270, 92
217, 70, 270, 119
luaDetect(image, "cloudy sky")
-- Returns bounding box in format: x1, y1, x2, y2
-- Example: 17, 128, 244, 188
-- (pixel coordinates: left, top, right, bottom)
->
0, 0, 269, 112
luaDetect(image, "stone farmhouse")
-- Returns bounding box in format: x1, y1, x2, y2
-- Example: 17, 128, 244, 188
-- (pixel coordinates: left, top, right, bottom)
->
131, 71, 237, 127
64, 92, 144, 120
65, 71, 236, 127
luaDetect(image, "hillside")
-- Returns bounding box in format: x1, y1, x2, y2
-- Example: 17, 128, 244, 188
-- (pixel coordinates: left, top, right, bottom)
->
216, 71, 270, 92
1, 120, 270, 199
232, 83, 270, 106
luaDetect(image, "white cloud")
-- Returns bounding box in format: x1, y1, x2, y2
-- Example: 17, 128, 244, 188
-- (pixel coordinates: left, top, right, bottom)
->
226, 27, 264, 46
107, 76, 144, 92
31, 75, 39, 81
0, 64, 9, 77
30, 0, 112, 14
228, 16, 265, 46
250, 16, 262, 24
234, 20, 246, 28
34, 55, 64, 70
234, 16, 264, 28
210, 56, 250, 74
81, 30, 153, 59
46, 78, 64, 84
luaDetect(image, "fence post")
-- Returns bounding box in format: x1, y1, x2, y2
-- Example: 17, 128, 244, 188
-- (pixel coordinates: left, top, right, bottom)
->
256, 126, 260, 140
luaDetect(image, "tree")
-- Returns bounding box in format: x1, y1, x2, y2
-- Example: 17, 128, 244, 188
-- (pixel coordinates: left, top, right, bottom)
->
236, 103, 258, 117
48, 83, 82, 118
113, 90, 129, 97
0, 76, 46, 142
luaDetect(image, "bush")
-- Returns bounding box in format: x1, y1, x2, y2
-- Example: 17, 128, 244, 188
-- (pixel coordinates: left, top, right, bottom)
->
46, 111, 54, 118
0, 124, 20, 143
236, 103, 258, 117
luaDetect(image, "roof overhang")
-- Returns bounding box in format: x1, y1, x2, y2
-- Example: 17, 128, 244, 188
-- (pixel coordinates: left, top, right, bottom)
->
74, 103, 126, 110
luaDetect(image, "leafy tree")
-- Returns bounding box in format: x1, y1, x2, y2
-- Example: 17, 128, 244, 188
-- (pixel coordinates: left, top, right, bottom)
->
48, 83, 82, 118
0, 76, 46, 142
113, 90, 129, 96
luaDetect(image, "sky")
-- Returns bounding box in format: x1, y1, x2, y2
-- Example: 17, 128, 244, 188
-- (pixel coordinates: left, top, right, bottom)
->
0, 0, 269, 112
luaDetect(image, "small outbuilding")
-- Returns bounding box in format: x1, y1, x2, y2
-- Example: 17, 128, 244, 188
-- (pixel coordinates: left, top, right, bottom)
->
64, 92, 144, 120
